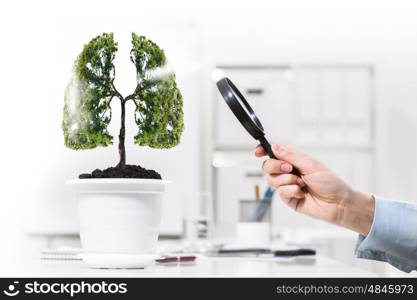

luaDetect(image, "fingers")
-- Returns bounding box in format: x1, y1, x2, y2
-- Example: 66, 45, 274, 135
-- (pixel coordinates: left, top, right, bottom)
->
271, 143, 322, 174
256, 143, 323, 174
262, 159, 293, 175
254, 145, 266, 157
277, 185, 305, 210
266, 173, 305, 188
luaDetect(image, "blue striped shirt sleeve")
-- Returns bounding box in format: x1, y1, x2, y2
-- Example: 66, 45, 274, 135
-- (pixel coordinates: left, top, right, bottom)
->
355, 197, 417, 273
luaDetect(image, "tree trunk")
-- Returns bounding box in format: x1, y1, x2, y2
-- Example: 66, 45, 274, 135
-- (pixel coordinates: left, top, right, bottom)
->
118, 99, 126, 168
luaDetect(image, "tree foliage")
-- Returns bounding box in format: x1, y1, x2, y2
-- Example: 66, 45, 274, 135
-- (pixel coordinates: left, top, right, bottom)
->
62, 33, 184, 161
130, 33, 184, 148
63, 33, 116, 149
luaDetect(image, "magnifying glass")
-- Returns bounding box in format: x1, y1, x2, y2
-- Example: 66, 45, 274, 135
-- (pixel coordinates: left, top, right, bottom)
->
216, 77, 302, 177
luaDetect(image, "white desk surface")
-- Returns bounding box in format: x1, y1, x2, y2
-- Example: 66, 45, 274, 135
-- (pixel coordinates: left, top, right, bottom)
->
1, 255, 376, 278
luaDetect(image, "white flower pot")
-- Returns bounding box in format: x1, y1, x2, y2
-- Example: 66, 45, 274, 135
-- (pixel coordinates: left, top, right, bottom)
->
68, 179, 168, 255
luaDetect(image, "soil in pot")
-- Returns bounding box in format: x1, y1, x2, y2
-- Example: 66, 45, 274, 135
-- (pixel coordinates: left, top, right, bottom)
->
79, 165, 162, 179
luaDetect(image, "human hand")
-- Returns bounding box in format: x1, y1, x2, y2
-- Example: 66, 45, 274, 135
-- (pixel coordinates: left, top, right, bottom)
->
255, 143, 375, 235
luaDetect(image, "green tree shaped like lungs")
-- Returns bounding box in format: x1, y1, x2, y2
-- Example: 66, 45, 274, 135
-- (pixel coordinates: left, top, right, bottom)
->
130, 33, 184, 148
62, 32, 184, 167
63, 33, 117, 149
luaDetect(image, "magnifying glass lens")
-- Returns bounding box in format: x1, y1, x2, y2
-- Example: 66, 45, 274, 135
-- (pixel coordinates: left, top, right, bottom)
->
229, 83, 265, 132
230, 89, 252, 118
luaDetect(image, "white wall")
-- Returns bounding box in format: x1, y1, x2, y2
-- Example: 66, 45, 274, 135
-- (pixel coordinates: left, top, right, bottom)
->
1, 0, 417, 271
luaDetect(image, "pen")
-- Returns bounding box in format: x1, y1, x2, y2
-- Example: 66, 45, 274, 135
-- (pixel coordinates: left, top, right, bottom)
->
249, 187, 275, 222
156, 256, 197, 263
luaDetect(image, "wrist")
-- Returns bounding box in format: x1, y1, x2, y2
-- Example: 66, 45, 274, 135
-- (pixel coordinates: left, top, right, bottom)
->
338, 189, 375, 236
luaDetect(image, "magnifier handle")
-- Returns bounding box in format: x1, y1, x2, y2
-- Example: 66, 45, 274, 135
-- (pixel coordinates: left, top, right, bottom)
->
259, 136, 277, 160
259, 136, 302, 177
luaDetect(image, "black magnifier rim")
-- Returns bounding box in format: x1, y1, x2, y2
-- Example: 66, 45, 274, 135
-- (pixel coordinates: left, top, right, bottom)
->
216, 77, 265, 140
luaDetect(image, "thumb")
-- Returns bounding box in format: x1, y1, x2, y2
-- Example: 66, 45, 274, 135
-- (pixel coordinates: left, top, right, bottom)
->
271, 143, 321, 174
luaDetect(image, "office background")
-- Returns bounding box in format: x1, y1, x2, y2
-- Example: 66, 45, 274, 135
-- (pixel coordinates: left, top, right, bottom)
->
1, 0, 417, 277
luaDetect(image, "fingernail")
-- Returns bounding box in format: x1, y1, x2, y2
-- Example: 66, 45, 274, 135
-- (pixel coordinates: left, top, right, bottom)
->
296, 178, 305, 186
281, 163, 292, 172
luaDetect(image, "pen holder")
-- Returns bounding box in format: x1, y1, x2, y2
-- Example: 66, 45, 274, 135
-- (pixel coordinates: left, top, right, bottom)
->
237, 199, 271, 246
239, 199, 271, 222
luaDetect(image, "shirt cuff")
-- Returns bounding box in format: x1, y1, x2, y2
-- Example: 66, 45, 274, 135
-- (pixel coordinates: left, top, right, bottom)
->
355, 197, 417, 273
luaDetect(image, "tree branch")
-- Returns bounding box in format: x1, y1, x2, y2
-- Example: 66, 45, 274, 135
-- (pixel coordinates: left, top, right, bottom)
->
125, 93, 136, 101
125, 81, 141, 102
110, 80, 124, 101
107, 95, 114, 106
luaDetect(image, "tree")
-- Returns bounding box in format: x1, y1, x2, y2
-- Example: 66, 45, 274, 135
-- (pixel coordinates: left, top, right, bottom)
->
62, 33, 184, 169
